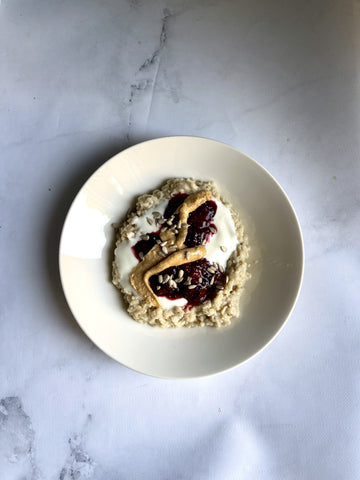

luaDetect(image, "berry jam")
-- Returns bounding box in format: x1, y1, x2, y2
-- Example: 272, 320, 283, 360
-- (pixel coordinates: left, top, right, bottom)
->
132, 193, 222, 307
163, 193, 217, 247
185, 201, 217, 247
131, 231, 160, 261
163, 193, 188, 219
149, 258, 226, 307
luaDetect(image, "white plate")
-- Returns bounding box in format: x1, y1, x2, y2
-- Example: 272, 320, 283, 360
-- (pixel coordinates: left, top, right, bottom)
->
59, 136, 304, 378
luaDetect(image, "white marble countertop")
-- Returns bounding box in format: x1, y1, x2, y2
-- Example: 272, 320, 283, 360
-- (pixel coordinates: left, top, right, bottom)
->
1, 1, 359, 478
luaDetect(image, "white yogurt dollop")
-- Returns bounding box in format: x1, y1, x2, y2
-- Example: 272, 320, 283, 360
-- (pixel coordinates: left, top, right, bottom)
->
114, 198, 238, 309
206, 200, 238, 269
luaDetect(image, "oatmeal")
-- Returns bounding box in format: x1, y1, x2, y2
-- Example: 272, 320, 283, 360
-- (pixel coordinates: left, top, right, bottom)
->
112, 178, 250, 328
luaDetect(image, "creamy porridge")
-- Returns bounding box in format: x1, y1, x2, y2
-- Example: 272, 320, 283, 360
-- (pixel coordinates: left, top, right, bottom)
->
112, 178, 250, 328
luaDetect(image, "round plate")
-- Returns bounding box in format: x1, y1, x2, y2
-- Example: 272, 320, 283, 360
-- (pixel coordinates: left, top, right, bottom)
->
59, 136, 304, 378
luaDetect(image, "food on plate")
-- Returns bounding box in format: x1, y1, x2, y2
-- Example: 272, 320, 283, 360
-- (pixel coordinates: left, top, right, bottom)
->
112, 178, 250, 328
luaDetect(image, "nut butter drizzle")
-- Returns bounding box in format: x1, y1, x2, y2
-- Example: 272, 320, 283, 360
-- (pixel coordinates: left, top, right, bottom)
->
130, 190, 212, 307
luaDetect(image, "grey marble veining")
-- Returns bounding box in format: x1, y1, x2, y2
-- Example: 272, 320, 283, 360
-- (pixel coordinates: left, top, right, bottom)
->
59, 415, 95, 480
1, 0, 359, 478
0, 397, 39, 478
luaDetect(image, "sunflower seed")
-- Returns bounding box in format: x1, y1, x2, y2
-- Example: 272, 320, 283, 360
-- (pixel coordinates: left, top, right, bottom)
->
167, 219, 173, 226
188, 284, 196, 289
170, 279, 177, 289
146, 217, 153, 225
152, 211, 161, 218
162, 246, 168, 255
139, 252, 144, 260
163, 274, 170, 283
156, 285, 161, 290
158, 218, 165, 224
160, 241, 168, 247
210, 276, 215, 285
177, 220, 182, 229
220, 245, 227, 252
198, 277, 203, 284
185, 251, 190, 260
226, 275, 229, 283
209, 226, 216, 234
178, 269, 184, 278
207, 267, 216, 274
140, 234, 149, 241
158, 274, 163, 283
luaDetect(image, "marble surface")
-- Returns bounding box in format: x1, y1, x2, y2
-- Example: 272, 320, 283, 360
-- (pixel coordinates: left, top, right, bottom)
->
1, 0, 359, 478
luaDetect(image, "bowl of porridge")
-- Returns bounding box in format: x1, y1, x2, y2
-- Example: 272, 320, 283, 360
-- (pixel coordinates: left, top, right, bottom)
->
59, 136, 304, 378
